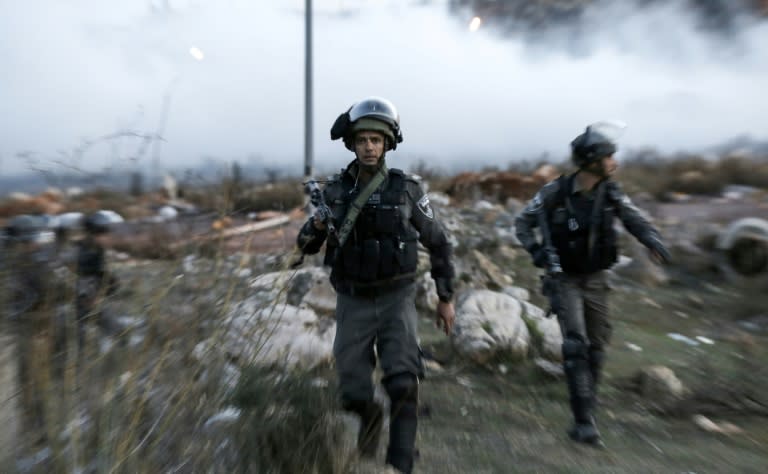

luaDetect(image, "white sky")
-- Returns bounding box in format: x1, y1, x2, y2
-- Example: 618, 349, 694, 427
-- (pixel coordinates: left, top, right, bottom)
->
0, 0, 766, 177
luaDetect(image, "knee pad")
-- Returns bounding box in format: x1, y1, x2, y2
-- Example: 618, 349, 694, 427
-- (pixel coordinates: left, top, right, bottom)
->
342, 398, 374, 416
384, 373, 418, 404
588, 346, 605, 362
562, 334, 589, 362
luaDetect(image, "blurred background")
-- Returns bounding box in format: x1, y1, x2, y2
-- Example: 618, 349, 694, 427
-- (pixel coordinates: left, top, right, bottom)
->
1, 0, 767, 191
2, 2, 768, 473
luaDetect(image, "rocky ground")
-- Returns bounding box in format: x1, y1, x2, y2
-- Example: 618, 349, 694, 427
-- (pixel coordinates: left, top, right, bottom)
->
2, 183, 768, 473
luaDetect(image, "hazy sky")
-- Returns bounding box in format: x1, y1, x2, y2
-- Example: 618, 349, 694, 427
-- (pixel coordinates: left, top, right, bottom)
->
1, 0, 767, 178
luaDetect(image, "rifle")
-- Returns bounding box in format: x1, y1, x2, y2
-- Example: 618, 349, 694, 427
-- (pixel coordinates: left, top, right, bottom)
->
537, 207, 565, 319
292, 180, 336, 268
305, 180, 336, 236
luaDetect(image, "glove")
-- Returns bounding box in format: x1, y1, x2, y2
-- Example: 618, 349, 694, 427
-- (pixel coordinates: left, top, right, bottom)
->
530, 244, 548, 268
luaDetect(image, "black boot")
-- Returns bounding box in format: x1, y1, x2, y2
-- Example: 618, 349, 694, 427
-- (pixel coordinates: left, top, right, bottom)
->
564, 358, 601, 446
385, 398, 418, 474
343, 400, 384, 458
358, 401, 383, 458
384, 374, 419, 474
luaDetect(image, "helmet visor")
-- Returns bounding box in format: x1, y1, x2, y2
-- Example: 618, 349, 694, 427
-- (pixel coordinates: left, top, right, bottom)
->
348, 96, 400, 126
586, 120, 627, 145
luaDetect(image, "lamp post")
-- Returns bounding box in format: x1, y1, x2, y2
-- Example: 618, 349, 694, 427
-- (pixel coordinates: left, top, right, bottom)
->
304, 0, 313, 180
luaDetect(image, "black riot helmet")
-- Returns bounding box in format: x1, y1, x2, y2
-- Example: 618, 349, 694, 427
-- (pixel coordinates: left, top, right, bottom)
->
571, 121, 626, 168
4, 214, 51, 243
330, 96, 404, 151
84, 210, 123, 235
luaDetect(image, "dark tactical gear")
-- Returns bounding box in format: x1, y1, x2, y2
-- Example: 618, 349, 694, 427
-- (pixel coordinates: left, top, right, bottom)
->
3, 243, 66, 436
297, 160, 454, 471
76, 237, 119, 349
297, 162, 454, 302
516, 173, 668, 445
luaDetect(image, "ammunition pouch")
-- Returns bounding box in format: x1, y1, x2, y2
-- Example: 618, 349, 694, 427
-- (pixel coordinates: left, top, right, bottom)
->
338, 237, 418, 283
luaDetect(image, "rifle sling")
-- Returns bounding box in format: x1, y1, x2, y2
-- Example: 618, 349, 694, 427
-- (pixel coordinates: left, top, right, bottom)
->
336, 164, 388, 249
587, 179, 607, 261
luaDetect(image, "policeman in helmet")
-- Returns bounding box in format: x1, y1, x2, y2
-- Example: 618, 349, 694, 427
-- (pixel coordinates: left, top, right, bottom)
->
296, 97, 455, 473
2, 215, 61, 438
76, 210, 122, 350
515, 122, 670, 446
3, 214, 56, 319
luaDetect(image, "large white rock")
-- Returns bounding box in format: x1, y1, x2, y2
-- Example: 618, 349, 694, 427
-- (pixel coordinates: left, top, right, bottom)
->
415, 273, 439, 312
249, 267, 333, 311
302, 275, 337, 316
200, 302, 335, 370
452, 290, 530, 363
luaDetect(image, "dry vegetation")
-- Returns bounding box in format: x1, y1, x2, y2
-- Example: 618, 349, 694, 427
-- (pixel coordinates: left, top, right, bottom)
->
1, 151, 767, 472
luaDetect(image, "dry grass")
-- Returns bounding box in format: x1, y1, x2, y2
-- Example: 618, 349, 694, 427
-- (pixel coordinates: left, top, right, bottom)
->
0, 229, 351, 473
618, 151, 768, 199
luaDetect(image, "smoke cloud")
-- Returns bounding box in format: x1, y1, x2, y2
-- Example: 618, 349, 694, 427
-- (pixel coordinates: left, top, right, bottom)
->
0, 0, 766, 182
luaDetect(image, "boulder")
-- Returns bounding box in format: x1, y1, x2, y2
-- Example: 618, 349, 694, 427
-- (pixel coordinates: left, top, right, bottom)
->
632, 365, 686, 407
452, 290, 530, 364
470, 250, 514, 290
199, 302, 335, 370
415, 273, 439, 312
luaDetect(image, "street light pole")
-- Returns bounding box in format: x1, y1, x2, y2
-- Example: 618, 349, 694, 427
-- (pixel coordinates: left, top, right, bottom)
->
304, 0, 313, 180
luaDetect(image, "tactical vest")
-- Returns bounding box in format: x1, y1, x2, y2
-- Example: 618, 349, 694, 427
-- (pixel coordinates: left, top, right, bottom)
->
326, 169, 419, 285
549, 175, 618, 274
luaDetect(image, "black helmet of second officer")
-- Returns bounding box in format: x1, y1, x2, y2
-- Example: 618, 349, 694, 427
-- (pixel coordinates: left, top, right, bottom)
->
570, 122, 622, 169
83, 210, 123, 235
330, 96, 404, 151
4, 214, 51, 244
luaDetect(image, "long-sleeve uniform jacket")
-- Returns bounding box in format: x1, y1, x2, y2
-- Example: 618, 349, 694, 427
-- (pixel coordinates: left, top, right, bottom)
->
515, 174, 665, 274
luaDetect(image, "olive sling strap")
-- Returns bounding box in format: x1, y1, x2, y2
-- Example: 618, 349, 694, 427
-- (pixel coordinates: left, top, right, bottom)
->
335, 164, 389, 249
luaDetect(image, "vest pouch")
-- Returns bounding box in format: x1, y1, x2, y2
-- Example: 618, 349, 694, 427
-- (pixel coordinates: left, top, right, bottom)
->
397, 238, 418, 274
341, 244, 362, 279
551, 207, 568, 226
379, 239, 397, 278
359, 239, 380, 282
374, 206, 399, 234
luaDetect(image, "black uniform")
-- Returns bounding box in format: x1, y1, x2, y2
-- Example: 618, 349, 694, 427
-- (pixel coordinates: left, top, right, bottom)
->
76, 237, 118, 349
297, 160, 455, 472
516, 173, 668, 442
3, 244, 64, 437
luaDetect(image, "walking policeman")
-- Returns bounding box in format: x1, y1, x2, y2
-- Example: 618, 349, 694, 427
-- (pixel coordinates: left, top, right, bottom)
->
2, 215, 63, 443
515, 122, 670, 446
296, 97, 456, 473
76, 210, 122, 350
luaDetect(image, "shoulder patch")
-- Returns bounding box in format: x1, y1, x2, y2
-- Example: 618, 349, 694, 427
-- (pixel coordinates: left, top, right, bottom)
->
417, 194, 434, 219
527, 179, 561, 212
